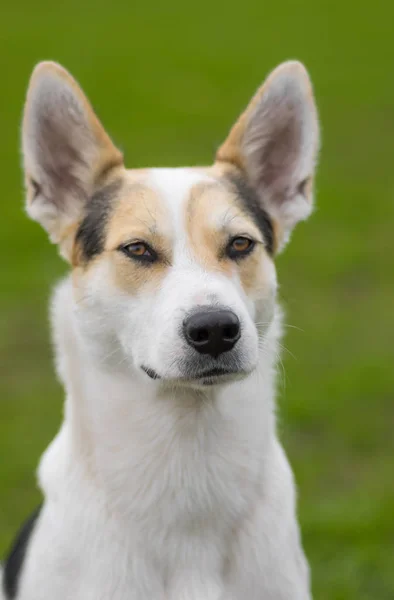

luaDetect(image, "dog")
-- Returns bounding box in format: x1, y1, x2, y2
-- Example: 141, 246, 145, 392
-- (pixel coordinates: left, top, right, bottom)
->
1, 59, 319, 600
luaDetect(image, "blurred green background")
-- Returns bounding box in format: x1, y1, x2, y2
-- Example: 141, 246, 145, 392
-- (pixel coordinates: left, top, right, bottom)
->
1, 1, 393, 598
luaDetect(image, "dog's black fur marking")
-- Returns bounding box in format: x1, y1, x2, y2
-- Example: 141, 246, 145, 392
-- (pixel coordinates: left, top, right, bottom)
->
141, 365, 161, 380
75, 180, 122, 261
2, 506, 42, 599
226, 174, 275, 255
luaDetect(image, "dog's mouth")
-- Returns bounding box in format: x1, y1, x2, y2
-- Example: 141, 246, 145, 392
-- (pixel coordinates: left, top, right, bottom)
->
141, 365, 245, 386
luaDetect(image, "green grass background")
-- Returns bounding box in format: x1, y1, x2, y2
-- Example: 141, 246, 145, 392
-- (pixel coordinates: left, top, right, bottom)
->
1, 1, 393, 597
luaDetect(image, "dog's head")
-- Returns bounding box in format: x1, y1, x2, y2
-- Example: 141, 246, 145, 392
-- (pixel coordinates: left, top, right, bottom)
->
21, 61, 319, 387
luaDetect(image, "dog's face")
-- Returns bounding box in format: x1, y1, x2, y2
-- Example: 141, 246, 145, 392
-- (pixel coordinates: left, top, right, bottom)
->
21, 61, 319, 387
69, 166, 277, 385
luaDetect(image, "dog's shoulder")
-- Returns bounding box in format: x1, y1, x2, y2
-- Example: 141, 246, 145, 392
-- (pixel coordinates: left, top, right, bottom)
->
2, 506, 42, 599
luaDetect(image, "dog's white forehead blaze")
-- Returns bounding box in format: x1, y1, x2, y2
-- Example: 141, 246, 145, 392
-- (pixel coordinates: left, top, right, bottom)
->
147, 167, 214, 241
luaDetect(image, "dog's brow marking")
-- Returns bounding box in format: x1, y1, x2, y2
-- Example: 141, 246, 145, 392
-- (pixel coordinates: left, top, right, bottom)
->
101, 177, 174, 295
133, 216, 157, 236
187, 181, 219, 220
74, 179, 122, 263
224, 173, 276, 255
105, 181, 171, 251
182, 175, 275, 297
184, 181, 236, 276
140, 193, 159, 234
218, 204, 243, 231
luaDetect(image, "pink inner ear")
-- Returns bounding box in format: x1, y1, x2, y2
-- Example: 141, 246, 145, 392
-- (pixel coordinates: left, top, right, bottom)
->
244, 98, 306, 205
32, 112, 88, 208
259, 121, 302, 188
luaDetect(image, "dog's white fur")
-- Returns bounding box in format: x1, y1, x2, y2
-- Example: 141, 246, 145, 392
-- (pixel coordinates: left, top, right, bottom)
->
5, 60, 319, 599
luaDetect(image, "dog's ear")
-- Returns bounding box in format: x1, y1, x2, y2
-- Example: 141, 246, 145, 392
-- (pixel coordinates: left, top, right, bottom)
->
22, 62, 123, 258
216, 61, 319, 251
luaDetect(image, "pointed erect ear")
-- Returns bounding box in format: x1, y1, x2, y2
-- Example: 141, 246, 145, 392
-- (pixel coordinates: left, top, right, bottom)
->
216, 61, 320, 251
22, 62, 123, 256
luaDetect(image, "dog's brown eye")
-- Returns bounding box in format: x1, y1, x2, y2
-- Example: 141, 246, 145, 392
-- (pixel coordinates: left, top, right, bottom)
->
121, 242, 157, 263
227, 237, 255, 259
128, 243, 149, 256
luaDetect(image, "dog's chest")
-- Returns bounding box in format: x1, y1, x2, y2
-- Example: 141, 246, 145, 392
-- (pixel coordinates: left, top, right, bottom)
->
99, 404, 260, 530
37, 389, 267, 599
97, 470, 252, 600
88, 401, 262, 590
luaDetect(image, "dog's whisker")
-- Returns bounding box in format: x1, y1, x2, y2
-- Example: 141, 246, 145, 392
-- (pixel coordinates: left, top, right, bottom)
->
276, 342, 297, 362
281, 322, 304, 333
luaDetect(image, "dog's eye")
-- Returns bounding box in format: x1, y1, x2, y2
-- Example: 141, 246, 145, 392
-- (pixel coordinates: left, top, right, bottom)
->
227, 237, 255, 259
121, 242, 157, 263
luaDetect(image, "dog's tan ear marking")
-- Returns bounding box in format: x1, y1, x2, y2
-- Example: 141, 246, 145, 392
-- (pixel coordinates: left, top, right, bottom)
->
22, 61, 123, 258
217, 61, 320, 251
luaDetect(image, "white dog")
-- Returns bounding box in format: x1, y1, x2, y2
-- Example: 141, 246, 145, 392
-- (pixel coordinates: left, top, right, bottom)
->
1, 59, 319, 599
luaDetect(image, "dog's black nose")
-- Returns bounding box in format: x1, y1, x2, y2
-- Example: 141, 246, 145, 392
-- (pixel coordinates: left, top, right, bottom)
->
183, 308, 241, 358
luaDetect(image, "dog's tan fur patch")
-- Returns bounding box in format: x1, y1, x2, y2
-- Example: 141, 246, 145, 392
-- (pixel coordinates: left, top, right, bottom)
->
104, 175, 172, 294
184, 178, 272, 295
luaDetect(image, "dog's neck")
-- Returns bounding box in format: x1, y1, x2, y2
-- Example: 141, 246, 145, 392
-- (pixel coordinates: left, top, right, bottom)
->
44, 277, 281, 514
